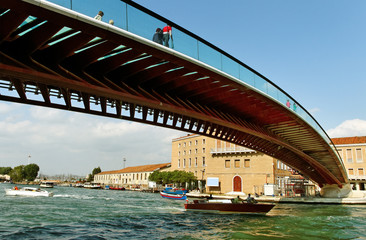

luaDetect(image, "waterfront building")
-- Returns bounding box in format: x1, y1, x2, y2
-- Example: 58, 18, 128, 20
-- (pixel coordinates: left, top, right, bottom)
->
94, 163, 170, 189
171, 134, 298, 195
332, 136, 366, 191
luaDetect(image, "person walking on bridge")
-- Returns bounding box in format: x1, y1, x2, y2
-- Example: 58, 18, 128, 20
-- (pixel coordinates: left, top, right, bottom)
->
163, 24, 173, 48
94, 11, 104, 21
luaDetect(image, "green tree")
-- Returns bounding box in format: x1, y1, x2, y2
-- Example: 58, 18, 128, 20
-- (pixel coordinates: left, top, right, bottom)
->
149, 170, 197, 186
0, 167, 12, 175
92, 167, 101, 176
9, 165, 25, 182
24, 164, 40, 181
148, 171, 163, 184
88, 167, 102, 182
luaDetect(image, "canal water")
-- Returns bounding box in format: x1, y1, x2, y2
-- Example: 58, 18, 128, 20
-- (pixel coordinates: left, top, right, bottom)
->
1, 184, 365, 239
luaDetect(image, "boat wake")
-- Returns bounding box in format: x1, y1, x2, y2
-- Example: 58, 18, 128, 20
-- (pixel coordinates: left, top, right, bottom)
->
53, 194, 113, 201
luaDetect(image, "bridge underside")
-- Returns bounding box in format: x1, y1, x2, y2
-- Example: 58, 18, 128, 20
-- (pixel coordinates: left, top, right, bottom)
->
0, 0, 347, 187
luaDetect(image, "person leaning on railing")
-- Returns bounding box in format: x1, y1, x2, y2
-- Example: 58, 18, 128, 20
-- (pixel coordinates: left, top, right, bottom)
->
162, 24, 172, 47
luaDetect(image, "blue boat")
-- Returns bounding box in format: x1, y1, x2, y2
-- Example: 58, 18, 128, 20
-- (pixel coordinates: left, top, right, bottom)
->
160, 191, 187, 200
162, 187, 188, 195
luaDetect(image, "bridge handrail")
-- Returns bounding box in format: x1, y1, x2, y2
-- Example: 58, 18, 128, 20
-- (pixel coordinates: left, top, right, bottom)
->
40, 0, 337, 151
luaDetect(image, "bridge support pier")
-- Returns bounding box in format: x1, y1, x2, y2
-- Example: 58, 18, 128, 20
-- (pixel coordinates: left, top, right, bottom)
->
320, 183, 353, 198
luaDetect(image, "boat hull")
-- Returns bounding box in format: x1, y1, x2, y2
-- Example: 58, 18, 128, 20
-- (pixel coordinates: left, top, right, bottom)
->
5, 188, 53, 197
160, 192, 187, 200
185, 201, 275, 214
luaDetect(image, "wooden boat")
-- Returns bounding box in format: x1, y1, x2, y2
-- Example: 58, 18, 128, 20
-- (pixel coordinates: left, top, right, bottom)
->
184, 200, 275, 214
5, 187, 54, 197
109, 187, 125, 190
160, 191, 187, 200
162, 187, 188, 195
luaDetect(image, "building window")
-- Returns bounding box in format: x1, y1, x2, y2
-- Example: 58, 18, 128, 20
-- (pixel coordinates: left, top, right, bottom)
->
195, 157, 198, 167
202, 139, 206, 144
189, 158, 192, 168
277, 160, 280, 169
195, 149, 198, 154
178, 159, 180, 168
189, 150, 191, 155
189, 141, 192, 146
195, 140, 198, 145
178, 151, 180, 156
358, 168, 364, 176
183, 159, 186, 168
183, 150, 186, 155
244, 159, 250, 168
202, 148, 206, 153
202, 157, 206, 167
235, 159, 240, 168
184, 142, 186, 147
346, 149, 353, 163
356, 148, 363, 163
178, 143, 181, 148
348, 168, 354, 175
337, 149, 343, 159
225, 160, 230, 168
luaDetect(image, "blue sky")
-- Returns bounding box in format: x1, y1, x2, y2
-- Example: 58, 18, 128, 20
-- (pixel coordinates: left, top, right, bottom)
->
0, 0, 365, 175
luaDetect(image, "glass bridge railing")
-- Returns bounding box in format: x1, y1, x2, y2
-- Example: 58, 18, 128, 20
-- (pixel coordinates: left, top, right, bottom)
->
44, 0, 332, 146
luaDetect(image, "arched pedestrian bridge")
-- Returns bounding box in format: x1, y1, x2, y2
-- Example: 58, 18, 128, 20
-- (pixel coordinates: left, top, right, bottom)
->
0, 0, 348, 191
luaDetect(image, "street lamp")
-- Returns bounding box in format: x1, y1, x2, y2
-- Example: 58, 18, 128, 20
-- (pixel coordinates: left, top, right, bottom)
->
123, 158, 126, 169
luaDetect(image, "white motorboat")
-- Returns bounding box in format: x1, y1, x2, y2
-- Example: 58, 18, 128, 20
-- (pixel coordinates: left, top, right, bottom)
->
40, 181, 54, 188
84, 183, 101, 189
5, 187, 54, 197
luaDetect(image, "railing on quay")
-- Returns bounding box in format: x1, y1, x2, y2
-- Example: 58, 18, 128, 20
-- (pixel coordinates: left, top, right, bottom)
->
39, 0, 335, 149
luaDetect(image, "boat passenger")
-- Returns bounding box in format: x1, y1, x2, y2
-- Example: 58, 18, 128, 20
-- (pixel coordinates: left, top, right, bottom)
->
246, 194, 257, 204
14, 186, 18, 190
207, 194, 213, 200
232, 196, 241, 204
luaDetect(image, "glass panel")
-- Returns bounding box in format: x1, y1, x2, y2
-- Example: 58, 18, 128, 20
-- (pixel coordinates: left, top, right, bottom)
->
222, 55, 239, 79
47, 0, 71, 9
197, 42, 221, 70
239, 66, 255, 86
127, 5, 164, 41
173, 29, 198, 59
267, 82, 278, 100
254, 75, 267, 93
72, 0, 127, 30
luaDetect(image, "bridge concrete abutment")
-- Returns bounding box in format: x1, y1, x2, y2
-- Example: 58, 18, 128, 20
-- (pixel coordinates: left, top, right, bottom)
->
320, 183, 361, 198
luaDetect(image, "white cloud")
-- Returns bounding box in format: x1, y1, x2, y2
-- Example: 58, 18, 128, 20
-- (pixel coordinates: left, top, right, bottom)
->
0, 104, 182, 175
327, 119, 366, 138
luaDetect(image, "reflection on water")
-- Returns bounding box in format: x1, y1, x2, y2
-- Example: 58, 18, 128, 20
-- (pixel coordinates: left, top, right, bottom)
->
1, 184, 365, 239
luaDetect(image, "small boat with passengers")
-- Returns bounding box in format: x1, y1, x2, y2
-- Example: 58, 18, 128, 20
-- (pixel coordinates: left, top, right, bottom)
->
184, 198, 275, 214
5, 186, 54, 197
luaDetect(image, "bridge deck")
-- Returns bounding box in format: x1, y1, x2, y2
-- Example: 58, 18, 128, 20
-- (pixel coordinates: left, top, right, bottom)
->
0, 0, 347, 187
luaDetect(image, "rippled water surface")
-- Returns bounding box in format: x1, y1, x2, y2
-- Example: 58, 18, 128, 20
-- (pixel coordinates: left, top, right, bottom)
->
1, 184, 365, 239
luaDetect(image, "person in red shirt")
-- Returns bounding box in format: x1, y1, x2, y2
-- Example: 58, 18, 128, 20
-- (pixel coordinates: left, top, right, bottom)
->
163, 25, 172, 47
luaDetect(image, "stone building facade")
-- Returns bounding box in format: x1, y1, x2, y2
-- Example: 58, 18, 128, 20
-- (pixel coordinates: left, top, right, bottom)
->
333, 136, 366, 191
94, 163, 170, 189
171, 134, 293, 195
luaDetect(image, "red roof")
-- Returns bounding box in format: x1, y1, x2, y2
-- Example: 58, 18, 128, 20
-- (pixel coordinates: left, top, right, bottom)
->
332, 136, 366, 145
96, 163, 171, 175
